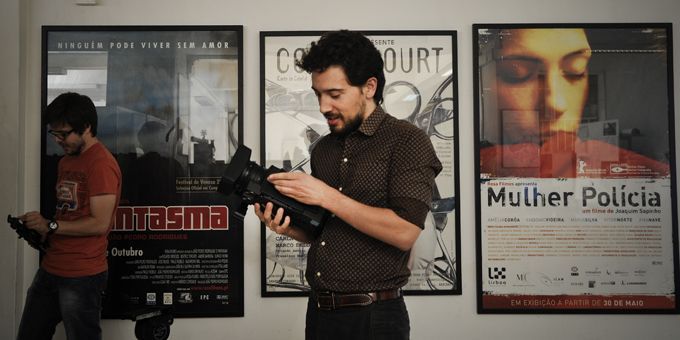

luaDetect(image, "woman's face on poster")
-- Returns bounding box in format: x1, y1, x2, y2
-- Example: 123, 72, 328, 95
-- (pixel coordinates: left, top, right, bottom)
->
494, 29, 592, 143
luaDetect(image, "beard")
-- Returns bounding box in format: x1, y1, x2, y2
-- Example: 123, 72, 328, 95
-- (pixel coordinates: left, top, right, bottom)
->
328, 113, 363, 137
326, 100, 366, 137
60, 138, 86, 156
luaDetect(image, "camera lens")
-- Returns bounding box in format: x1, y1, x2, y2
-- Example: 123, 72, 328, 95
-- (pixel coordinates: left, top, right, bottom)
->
218, 144, 328, 237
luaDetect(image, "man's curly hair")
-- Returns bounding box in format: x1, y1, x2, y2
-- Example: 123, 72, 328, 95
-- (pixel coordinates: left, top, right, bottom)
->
295, 30, 385, 104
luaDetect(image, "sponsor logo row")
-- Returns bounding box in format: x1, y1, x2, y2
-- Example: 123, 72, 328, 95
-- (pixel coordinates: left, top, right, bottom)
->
145, 292, 230, 305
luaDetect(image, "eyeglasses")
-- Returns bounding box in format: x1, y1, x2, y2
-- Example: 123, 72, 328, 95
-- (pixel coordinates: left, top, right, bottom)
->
47, 129, 75, 140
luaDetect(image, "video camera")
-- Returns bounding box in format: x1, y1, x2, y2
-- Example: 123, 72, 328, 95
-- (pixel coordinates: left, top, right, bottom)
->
7, 215, 48, 252
218, 145, 328, 237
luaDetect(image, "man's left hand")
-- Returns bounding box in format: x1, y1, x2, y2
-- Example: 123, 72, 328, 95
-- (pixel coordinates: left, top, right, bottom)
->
267, 171, 333, 208
20, 211, 50, 236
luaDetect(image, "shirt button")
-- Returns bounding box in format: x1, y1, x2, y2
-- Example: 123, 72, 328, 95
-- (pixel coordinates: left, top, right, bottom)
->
316, 272, 321, 277
330, 214, 335, 218
338, 187, 343, 192
321, 241, 326, 246
342, 158, 348, 163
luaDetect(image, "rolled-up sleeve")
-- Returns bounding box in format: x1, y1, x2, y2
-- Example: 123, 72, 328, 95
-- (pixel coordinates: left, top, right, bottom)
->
388, 128, 442, 228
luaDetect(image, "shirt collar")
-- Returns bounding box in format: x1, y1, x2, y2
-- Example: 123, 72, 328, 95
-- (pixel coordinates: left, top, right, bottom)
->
356, 105, 387, 137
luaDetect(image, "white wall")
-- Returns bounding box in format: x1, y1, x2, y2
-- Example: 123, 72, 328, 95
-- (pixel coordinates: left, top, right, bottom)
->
0, 1, 26, 340
2, 0, 679, 339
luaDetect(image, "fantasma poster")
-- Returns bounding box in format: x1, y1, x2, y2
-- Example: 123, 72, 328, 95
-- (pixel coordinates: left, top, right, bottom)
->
42, 26, 244, 318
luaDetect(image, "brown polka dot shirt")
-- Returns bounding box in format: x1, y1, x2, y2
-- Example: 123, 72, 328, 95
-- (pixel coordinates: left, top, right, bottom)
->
306, 107, 442, 292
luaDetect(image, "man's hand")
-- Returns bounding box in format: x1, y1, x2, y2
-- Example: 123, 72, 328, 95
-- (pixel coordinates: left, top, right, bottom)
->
253, 202, 312, 243
267, 172, 332, 208
254, 202, 291, 235
267, 172, 422, 251
19, 211, 50, 236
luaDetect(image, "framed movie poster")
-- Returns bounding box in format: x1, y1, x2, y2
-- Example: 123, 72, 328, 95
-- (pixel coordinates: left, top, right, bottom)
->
41, 26, 244, 317
474, 23, 679, 313
260, 31, 460, 296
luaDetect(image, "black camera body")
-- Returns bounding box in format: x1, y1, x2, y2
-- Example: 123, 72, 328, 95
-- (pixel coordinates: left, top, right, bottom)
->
7, 215, 48, 252
218, 145, 328, 237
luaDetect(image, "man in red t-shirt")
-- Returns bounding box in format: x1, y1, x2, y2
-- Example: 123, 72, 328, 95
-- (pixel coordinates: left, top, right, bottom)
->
18, 92, 121, 340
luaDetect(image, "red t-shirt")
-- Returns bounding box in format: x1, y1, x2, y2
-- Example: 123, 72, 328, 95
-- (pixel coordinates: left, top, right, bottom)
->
480, 132, 669, 178
42, 142, 122, 277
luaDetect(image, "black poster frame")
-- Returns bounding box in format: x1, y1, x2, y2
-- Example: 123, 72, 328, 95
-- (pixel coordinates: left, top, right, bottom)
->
260, 30, 461, 297
41, 25, 244, 318
473, 23, 679, 314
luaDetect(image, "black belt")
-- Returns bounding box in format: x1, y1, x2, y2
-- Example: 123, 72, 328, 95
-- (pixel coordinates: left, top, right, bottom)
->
313, 289, 402, 311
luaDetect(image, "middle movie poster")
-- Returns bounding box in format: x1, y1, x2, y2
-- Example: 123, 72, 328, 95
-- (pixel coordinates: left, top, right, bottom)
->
260, 31, 460, 296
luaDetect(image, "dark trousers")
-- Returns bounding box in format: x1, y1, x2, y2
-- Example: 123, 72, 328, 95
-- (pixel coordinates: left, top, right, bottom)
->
305, 295, 410, 340
16, 268, 108, 340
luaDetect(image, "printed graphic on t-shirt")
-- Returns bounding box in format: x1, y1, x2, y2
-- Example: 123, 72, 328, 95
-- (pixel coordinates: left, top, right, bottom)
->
56, 180, 79, 211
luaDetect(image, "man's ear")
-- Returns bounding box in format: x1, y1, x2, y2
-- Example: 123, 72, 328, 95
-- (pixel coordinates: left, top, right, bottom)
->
82, 124, 92, 137
362, 77, 378, 100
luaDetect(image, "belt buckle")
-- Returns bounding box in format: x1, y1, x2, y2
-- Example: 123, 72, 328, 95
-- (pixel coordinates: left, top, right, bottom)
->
316, 291, 335, 311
